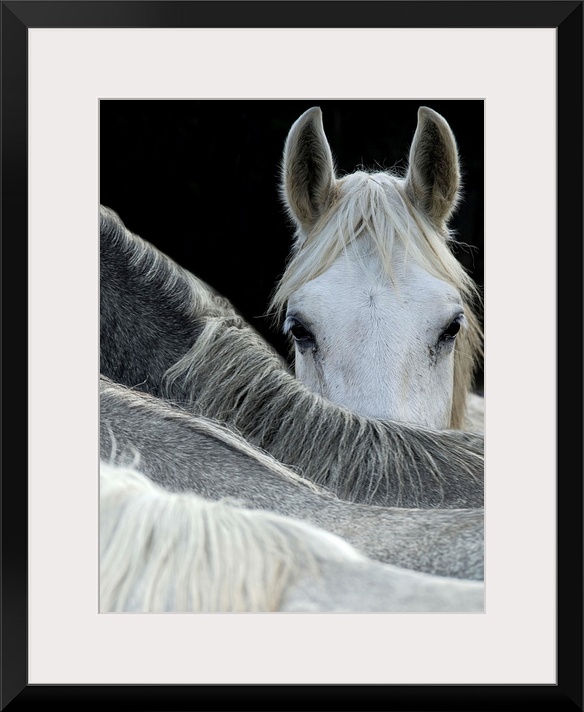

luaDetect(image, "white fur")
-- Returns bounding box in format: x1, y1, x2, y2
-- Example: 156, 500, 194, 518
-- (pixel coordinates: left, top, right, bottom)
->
100, 461, 325, 612
287, 239, 464, 426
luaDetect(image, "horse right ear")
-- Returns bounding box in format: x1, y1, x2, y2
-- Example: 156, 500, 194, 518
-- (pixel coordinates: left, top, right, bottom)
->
404, 107, 461, 230
281, 107, 336, 245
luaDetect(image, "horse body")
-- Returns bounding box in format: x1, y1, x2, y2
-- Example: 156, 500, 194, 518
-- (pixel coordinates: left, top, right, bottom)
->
101, 461, 484, 613
100, 376, 483, 580
273, 106, 484, 431
100, 205, 484, 508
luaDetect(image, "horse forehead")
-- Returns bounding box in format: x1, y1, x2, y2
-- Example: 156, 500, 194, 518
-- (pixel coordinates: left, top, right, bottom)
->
289, 254, 461, 316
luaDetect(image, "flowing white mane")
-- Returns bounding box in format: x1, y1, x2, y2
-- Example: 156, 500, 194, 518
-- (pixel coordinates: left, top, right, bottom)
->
100, 461, 323, 612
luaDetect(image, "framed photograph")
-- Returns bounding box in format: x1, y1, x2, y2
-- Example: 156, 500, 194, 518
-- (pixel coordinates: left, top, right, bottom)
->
3, 1, 581, 709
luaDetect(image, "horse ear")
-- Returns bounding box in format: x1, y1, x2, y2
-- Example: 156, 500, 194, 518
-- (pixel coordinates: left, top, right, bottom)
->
404, 107, 461, 229
281, 106, 336, 242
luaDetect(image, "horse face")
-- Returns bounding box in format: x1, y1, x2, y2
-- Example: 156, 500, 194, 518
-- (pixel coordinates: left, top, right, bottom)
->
275, 105, 481, 429
284, 241, 465, 427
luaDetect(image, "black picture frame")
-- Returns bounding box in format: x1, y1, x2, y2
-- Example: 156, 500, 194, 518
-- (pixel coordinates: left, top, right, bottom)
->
2, 2, 582, 710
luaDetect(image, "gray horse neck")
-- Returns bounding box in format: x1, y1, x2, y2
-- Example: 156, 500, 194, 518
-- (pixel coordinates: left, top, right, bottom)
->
100, 218, 202, 394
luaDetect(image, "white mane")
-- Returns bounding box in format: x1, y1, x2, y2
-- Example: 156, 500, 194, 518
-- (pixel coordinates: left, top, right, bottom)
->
100, 461, 332, 612
273, 172, 466, 306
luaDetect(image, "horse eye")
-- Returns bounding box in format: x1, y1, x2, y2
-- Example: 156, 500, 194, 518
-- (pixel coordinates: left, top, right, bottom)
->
285, 317, 316, 351
289, 320, 313, 342
440, 316, 462, 342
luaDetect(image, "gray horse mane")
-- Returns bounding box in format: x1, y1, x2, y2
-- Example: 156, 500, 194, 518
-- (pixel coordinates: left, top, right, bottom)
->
100, 205, 239, 392
100, 375, 326, 496
100, 205, 226, 318
161, 315, 483, 508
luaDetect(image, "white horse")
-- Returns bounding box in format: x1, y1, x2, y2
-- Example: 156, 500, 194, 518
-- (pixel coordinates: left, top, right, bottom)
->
100, 461, 484, 613
271, 106, 484, 432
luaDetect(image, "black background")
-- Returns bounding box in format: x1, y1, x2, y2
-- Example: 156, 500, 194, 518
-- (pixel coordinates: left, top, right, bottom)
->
100, 99, 484, 385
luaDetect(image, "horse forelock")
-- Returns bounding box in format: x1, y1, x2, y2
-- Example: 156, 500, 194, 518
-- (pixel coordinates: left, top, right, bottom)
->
268, 172, 483, 429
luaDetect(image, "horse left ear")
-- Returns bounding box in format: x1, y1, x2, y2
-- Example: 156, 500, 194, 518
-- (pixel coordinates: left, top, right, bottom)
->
404, 107, 461, 230
281, 107, 336, 244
